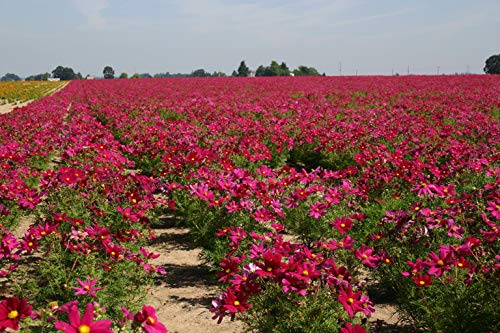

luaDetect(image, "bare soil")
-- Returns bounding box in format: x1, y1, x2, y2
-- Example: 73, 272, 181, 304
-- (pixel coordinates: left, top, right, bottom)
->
145, 224, 245, 333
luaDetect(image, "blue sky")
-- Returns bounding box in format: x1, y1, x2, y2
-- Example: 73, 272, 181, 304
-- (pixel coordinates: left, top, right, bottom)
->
1, 0, 499, 77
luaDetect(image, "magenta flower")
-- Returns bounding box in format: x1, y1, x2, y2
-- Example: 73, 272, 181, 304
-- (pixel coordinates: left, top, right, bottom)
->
133, 305, 168, 333
337, 285, 364, 317
0, 297, 32, 331
55, 303, 113, 333
340, 322, 367, 333
72, 277, 103, 298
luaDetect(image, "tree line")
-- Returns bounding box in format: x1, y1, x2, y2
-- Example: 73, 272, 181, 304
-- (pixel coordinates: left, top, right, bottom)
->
3, 54, 498, 82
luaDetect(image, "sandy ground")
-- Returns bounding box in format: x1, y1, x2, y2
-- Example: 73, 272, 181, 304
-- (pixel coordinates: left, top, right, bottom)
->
146, 224, 246, 333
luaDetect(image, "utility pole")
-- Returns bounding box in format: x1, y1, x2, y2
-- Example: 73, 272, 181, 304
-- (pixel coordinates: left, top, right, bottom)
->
466, 65, 470, 74
355, 69, 358, 76
339, 61, 342, 76
407, 65, 410, 75
437, 66, 440, 75
391, 68, 394, 76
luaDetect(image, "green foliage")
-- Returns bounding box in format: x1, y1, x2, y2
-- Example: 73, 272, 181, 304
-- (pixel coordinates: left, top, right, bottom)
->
51, 66, 79, 80
484, 54, 500, 74
255, 61, 291, 77
25, 73, 50, 81
119, 72, 128, 79
1, 73, 21, 81
103, 66, 115, 79
191, 69, 212, 77
293, 66, 321, 76
242, 282, 356, 333
236, 61, 250, 77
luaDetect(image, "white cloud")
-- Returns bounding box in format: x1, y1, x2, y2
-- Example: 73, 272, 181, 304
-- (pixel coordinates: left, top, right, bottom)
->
73, 0, 109, 29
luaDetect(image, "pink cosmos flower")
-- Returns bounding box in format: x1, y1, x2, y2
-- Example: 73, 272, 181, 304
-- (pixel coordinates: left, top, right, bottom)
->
71, 277, 103, 298
0, 297, 32, 331
132, 305, 168, 333
55, 303, 113, 333
337, 286, 363, 318
340, 322, 367, 333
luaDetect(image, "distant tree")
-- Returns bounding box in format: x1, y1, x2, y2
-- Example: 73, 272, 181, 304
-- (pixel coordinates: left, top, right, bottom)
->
267, 61, 282, 76
25, 73, 50, 81
1, 73, 21, 81
237, 61, 250, 77
103, 66, 115, 79
293, 66, 321, 76
119, 72, 128, 79
131, 73, 140, 79
138, 73, 152, 78
191, 69, 211, 77
280, 62, 291, 76
52, 66, 78, 80
212, 71, 226, 77
255, 61, 293, 76
255, 65, 266, 77
231, 70, 238, 77
484, 54, 500, 74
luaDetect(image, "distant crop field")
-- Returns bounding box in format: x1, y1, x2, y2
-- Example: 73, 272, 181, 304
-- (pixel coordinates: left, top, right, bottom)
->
0, 80, 65, 104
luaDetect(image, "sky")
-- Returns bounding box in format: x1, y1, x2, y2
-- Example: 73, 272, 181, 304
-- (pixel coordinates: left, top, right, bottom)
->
1, 0, 499, 77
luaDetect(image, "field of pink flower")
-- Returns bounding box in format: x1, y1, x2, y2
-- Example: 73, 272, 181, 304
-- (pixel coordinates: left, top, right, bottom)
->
1, 75, 499, 332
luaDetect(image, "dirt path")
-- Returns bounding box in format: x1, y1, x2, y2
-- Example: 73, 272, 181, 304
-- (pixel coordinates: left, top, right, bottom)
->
146, 224, 245, 333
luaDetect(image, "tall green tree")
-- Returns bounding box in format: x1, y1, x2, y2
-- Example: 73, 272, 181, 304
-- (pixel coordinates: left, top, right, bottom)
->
293, 66, 321, 76
52, 66, 78, 80
119, 72, 128, 79
103, 66, 115, 79
255, 65, 266, 77
280, 62, 291, 76
255, 61, 292, 76
484, 54, 500, 74
237, 61, 250, 77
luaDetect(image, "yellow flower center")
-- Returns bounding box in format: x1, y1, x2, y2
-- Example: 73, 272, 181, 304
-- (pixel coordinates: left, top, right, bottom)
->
419, 280, 425, 285
266, 267, 272, 272
437, 260, 444, 266
457, 262, 463, 267
84, 285, 90, 291
347, 298, 354, 304
225, 268, 231, 273
8, 310, 18, 319
340, 223, 345, 228
234, 300, 240, 306
78, 325, 90, 333
147, 316, 155, 324
302, 270, 309, 276
338, 274, 344, 279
